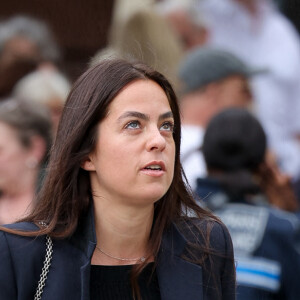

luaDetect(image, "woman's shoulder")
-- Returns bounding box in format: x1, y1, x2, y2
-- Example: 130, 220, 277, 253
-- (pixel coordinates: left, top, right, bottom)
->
174, 216, 236, 297
0, 222, 46, 255
0, 222, 51, 275
2, 221, 39, 231
0, 222, 48, 298
176, 216, 232, 241
175, 216, 233, 255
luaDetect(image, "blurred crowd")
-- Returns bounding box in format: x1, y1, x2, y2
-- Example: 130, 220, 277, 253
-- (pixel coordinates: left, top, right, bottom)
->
1, 0, 300, 298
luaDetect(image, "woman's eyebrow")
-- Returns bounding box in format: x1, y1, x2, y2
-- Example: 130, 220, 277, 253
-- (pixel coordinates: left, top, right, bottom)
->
117, 111, 173, 122
117, 111, 149, 122
159, 111, 173, 121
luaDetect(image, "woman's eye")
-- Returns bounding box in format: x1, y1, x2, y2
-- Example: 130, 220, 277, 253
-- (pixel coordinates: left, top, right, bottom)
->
160, 122, 174, 132
125, 120, 141, 129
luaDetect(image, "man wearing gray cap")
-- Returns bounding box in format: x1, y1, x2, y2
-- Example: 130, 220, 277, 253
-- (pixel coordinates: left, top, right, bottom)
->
179, 47, 263, 191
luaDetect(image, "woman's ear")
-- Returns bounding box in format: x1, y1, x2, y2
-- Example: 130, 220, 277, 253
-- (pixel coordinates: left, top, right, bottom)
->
81, 156, 96, 171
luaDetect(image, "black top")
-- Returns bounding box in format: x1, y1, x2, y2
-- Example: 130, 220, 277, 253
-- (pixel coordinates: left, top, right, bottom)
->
90, 263, 161, 300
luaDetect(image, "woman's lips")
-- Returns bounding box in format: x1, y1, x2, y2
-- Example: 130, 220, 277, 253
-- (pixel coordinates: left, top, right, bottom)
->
141, 161, 166, 177
140, 168, 165, 177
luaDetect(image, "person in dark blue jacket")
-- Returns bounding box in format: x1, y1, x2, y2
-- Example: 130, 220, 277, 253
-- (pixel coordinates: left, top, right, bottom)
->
196, 108, 300, 300
0, 59, 235, 300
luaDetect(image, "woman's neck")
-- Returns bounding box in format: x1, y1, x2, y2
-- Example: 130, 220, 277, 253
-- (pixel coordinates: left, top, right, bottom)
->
92, 196, 154, 265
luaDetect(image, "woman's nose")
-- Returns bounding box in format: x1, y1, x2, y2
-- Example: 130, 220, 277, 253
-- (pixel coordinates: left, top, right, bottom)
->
146, 127, 166, 152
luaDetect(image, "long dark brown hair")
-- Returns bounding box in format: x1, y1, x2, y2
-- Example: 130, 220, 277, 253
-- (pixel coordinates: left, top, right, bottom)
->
2, 59, 221, 298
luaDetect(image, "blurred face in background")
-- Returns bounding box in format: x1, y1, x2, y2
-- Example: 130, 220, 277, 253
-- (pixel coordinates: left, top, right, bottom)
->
217, 75, 253, 108
166, 10, 208, 50
180, 74, 252, 127
0, 36, 39, 66
46, 97, 64, 135
234, 0, 259, 15
0, 122, 33, 191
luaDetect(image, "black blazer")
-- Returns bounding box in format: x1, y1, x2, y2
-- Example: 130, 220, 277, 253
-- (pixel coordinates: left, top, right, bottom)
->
0, 207, 235, 300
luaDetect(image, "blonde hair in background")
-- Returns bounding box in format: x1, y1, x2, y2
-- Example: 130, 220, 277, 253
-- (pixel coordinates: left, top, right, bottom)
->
92, 5, 184, 91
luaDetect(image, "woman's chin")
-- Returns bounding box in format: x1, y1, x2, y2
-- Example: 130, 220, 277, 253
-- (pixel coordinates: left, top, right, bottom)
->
135, 187, 168, 205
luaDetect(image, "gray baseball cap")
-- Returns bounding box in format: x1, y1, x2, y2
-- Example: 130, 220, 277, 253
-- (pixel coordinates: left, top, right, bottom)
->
179, 47, 266, 94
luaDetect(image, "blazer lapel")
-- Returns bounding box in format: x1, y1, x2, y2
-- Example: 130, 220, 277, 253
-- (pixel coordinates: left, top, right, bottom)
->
70, 203, 97, 300
80, 241, 96, 300
157, 223, 204, 300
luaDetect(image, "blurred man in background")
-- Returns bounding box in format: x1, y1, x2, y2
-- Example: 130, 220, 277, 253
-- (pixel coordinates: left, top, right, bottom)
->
197, 0, 300, 193
178, 46, 263, 190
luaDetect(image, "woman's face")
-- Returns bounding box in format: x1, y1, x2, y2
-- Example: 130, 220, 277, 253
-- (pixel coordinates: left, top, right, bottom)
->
0, 122, 32, 189
84, 79, 176, 207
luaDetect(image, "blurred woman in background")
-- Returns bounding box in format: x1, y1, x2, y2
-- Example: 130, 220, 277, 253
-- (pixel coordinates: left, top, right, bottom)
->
0, 99, 52, 224
0, 15, 61, 99
13, 68, 71, 135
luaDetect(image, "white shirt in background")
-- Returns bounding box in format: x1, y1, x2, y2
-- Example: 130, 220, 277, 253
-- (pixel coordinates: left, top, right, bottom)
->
181, 125, 207, 191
